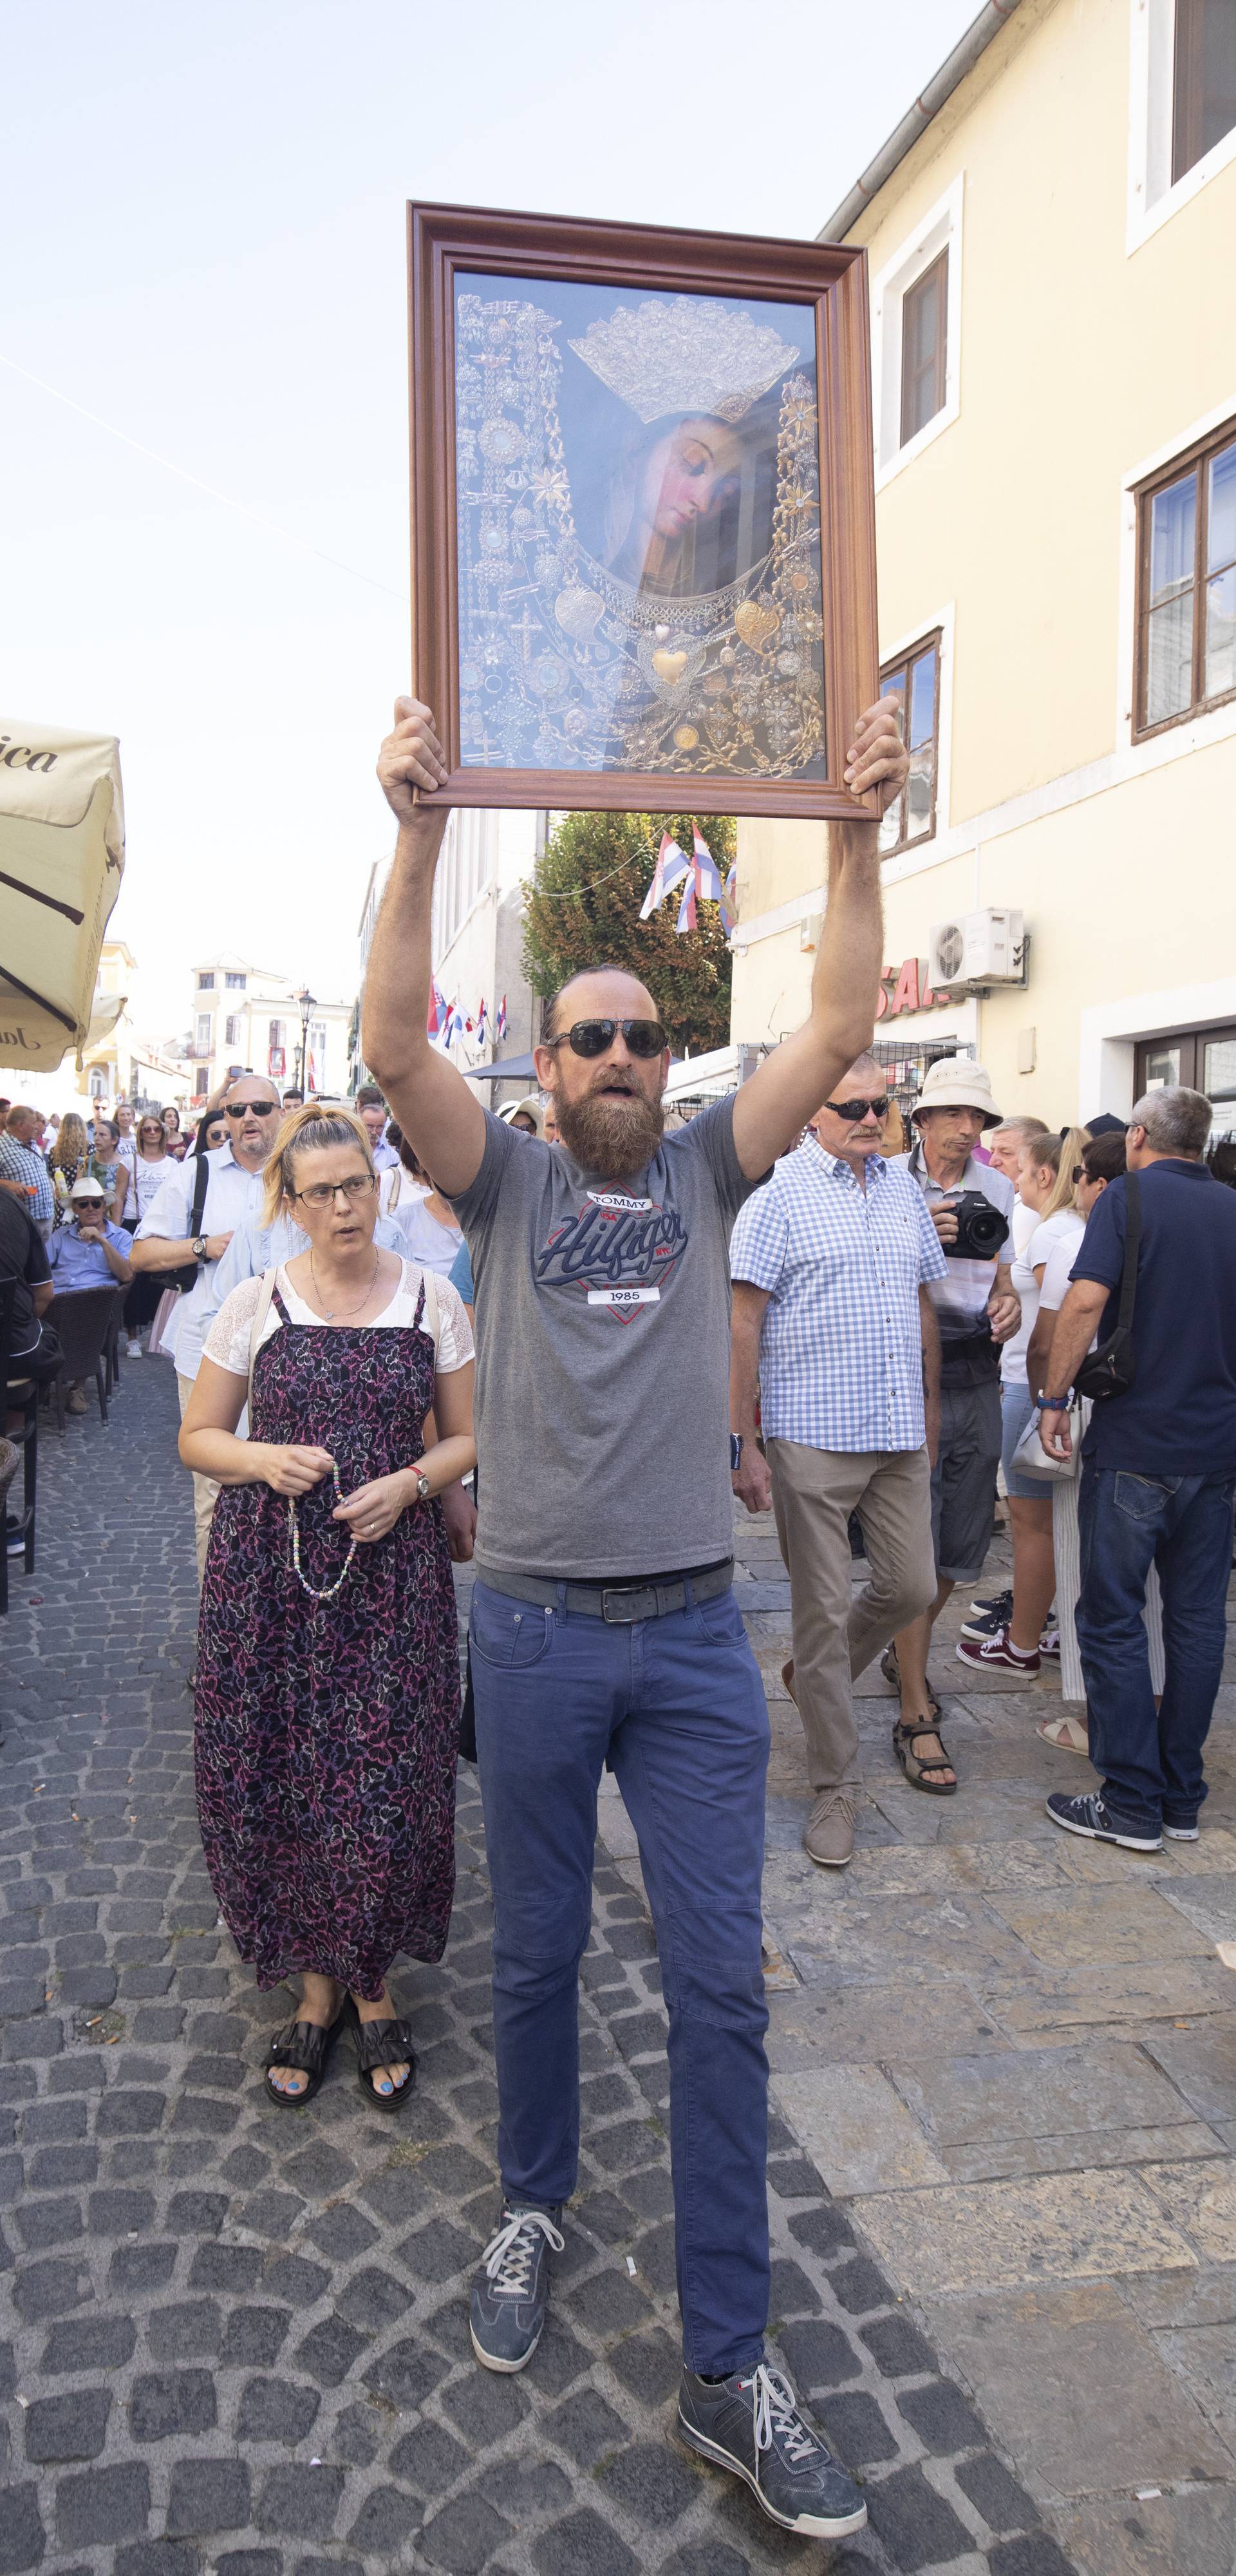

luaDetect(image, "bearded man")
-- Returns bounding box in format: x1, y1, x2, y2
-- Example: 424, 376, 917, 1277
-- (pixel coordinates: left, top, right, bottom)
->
365, 693, 905, 2543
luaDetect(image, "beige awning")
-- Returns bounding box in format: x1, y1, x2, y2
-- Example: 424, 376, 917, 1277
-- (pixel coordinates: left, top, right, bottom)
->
0, 719, 125, 1071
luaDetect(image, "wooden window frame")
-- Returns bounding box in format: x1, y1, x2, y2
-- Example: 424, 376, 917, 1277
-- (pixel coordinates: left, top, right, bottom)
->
407, 200, 880, 823
899, 250, 949, 451
878, 627, 942, 857
1135, 1021, 1236, 1094
1134, 413, 1236, 741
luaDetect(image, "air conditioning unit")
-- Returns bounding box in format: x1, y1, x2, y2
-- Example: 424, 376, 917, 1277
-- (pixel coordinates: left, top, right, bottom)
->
928, 908, 1026, 990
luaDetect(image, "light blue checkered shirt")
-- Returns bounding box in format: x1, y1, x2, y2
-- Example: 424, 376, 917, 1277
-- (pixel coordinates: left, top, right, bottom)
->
729, 1141, 948, 1452
0, 1135, 53, 1226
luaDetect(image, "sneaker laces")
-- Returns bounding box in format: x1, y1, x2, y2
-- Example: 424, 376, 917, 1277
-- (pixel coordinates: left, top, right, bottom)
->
740, 2363, 819, 2470
482, 2207, 564, 2298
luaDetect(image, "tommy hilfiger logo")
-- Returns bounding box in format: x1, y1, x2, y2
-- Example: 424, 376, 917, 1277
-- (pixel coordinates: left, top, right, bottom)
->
534, 1190, 689, 1321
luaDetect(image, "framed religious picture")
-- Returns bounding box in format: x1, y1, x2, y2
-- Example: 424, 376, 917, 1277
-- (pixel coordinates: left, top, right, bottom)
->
407, 202, 880, 822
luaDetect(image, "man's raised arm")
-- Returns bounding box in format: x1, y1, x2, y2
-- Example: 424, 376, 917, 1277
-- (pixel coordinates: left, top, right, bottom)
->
364, 698, 489, 1197
731, 697, 906, 1181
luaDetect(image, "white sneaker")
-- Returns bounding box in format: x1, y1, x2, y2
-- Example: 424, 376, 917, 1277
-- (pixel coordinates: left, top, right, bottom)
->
126, 1338, 144, 1358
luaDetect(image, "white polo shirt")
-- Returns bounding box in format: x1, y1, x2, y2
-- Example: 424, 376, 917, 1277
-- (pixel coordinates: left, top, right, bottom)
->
135, 1144, 266, 1381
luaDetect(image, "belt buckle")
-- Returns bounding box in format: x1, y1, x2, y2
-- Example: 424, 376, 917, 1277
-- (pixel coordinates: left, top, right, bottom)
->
602, 1585, 655, 1624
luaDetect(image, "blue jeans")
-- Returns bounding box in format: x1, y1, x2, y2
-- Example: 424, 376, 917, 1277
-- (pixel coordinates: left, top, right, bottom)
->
1076, 1462, 1236, 1831
468, 1575, 771, 2378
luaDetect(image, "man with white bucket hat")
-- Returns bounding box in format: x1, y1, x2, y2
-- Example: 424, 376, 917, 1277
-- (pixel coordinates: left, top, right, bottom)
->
886, 1058, 1020, 1791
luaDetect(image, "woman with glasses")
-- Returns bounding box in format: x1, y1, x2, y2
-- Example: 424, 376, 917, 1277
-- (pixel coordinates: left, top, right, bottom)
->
178, 1104, 476, 2113
115, 1113, 173, 1354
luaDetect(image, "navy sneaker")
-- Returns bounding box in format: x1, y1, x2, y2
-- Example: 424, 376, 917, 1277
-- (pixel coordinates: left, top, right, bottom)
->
962, 1586, 1013, 1637
469, 2203, 563, 2373
1046, 1792, 1161, 1852
1163, 1820, 1200, 1842
678, 2361, 866, 2539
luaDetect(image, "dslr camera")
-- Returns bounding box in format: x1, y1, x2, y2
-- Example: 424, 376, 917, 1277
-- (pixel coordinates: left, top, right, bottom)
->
946, 1191, 1009, 1260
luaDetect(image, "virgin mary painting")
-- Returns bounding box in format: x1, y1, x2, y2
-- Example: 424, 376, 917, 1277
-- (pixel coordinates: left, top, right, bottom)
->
453, 277, 827, 781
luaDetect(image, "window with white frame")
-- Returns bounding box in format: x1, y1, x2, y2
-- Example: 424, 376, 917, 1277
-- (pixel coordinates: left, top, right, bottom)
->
879, 630, 942, 855
224, 1014, 239, 1048
1132, 0, 1236, 241
225, 971, 247, 990
197, 971, 215, 991
871, 178, 962, 481
194, 1012, 212, 1054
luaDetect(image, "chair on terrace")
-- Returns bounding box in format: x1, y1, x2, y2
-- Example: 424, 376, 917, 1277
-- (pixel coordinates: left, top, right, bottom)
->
0, 1280, 39, 1610
44, 1284, 118, 1430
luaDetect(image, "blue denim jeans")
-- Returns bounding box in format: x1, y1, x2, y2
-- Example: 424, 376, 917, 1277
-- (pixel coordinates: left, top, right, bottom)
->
468, 1575, 771, 2378
1076, 1461, 1236, 1832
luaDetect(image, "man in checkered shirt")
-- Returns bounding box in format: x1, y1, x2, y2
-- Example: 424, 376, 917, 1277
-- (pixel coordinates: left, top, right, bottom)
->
729, 1053, 946, 1868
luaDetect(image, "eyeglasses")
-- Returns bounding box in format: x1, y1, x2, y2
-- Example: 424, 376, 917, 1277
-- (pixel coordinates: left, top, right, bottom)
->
543, 1018, 667, 1059
290, 1175, 377, 1209
825, 1095, 890, 1122
224, 1099, 277, 1119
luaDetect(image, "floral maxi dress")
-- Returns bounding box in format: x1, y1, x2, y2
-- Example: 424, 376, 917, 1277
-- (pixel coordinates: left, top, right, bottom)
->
194, 1276, 461, 1998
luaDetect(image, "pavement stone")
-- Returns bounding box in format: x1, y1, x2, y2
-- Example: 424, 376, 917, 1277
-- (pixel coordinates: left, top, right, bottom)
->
0, 1362, 1061, 2572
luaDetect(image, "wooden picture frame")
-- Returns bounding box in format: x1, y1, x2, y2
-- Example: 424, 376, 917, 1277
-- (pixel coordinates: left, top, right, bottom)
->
407, 201, 879, 822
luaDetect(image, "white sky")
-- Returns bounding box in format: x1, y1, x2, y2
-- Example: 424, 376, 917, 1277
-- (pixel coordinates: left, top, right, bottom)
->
1, 0, 979, 1037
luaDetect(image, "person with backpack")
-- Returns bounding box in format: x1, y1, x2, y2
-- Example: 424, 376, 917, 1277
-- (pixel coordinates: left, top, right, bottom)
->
129, 1074, 280, 1578
1038, 1086, 1236, 1851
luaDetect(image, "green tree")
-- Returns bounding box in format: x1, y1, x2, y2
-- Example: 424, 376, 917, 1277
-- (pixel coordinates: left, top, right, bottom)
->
521, 809, 734, 1054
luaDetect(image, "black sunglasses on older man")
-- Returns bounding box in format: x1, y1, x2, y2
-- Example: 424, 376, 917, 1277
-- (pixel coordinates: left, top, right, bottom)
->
223, 1100, 278, 1119
825, 1095, 890, 1122
543, 1018, 668, 1060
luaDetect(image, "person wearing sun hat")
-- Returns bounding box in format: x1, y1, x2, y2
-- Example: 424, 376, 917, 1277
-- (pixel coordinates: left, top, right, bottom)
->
883, 1057, 1021, 1792
46, 1175, 135, 1415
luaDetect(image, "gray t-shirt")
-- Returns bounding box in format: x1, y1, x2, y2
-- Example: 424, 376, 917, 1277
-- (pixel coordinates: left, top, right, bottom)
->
451, 1100, 760, 1580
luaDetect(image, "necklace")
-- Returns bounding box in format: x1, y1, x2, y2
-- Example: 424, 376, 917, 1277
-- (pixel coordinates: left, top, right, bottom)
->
308, 1247, 380, 1321
289, 1465, 357, 1602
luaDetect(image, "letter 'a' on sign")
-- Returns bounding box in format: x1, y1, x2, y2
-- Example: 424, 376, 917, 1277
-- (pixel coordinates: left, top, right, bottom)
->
890, 958, 920, 1016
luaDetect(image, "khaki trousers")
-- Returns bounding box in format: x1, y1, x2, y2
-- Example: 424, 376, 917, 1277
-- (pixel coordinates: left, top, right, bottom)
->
177, 1374, 220, 1586
766, 1440, 937, 1795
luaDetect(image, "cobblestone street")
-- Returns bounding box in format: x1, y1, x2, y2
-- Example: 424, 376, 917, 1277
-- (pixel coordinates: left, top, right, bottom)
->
1, 1358, 1231, 2575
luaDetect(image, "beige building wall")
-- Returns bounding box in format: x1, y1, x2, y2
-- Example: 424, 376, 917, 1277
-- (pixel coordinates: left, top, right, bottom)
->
731, 0, 1236, 1126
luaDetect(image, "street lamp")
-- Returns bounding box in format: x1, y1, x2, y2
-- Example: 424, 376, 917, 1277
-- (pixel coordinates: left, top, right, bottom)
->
297, 989, 315, 1095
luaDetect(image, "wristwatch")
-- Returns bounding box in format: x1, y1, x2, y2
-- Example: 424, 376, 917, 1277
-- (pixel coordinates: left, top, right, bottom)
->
191, 1236, 209, 1262
412, 1471, 431, 1504
730, 1434, 744, 1472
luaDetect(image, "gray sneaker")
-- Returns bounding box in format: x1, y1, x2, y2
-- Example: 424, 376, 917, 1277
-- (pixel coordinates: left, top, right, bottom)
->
469, 2203, 564, 2373
678, 2360, 867, 2538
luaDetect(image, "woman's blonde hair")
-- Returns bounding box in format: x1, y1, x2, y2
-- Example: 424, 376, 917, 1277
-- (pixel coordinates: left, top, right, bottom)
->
261, 1103, 375, 1227
50, 1112, 87, 1173
1025, 1125, 1091, 1220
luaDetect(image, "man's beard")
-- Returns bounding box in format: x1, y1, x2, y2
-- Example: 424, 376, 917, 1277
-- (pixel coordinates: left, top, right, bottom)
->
553, 1081, 664, 1179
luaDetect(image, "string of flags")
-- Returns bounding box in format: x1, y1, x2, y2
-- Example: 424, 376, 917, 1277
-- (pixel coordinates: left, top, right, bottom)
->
427, 984, 511, 1056
639, 826, 737, 937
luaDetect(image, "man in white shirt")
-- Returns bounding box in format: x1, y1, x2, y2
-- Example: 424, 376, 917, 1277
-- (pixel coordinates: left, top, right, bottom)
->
130, 1073, 281, 1577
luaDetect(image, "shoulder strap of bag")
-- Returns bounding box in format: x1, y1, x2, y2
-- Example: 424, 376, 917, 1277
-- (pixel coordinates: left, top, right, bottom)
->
189, 1150, 211, 1244
247, 1266, 279, 1408
1116, 1170, 1141, 1331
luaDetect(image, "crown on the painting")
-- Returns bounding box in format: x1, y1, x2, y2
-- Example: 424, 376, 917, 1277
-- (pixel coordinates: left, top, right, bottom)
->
568, 295, 803, 426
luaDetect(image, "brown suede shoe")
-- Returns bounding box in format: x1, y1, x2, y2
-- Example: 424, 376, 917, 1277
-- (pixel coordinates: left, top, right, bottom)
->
803, 1791, 855, 1869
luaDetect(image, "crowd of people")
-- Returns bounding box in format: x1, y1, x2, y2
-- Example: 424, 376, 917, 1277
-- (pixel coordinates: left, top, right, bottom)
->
4, 689, 1235, 2545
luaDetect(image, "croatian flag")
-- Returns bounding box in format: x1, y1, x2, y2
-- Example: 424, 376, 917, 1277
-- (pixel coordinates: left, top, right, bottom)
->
691, 826, 724, 902
427, 978, 449, 1039
476, 998, 488, 1046
720, 863, 738, 936
442, 999, 464, 1050
675, 871, 698, 934
639, 831, 689, 920
496, 994, 508, 1041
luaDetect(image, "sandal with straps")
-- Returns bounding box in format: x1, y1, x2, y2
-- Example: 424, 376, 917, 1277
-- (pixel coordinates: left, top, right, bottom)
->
881, 1645, 942, 1723
894, 1716, 958, 1797
263, 2007, 347, 2108
351, 2004, 418, 2114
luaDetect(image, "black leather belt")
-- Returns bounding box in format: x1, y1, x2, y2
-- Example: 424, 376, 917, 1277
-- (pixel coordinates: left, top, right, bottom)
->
478, 1558, 734, 1624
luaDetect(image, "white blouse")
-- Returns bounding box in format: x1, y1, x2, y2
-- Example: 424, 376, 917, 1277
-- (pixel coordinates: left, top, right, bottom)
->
203, 1260, 474, 1379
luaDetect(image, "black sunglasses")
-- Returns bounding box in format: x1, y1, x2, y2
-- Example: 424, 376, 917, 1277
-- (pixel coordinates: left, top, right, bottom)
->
223, 1100, 277, 1119
544, 1018, 667, 1060
825, 1095, 890, 1122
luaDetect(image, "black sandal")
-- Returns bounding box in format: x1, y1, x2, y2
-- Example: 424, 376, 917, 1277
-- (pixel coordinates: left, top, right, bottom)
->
893, 1717, 958, 1797
352, 2007, 418, 2113
263, 2007, 346, 2108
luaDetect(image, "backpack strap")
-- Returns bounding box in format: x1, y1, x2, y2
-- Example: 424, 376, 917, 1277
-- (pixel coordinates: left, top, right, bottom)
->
1116, 1170, 1141, 1332
418, 1262, 441, 1361
189, 1148, 211, 1244
247, 1267, 279, 1410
